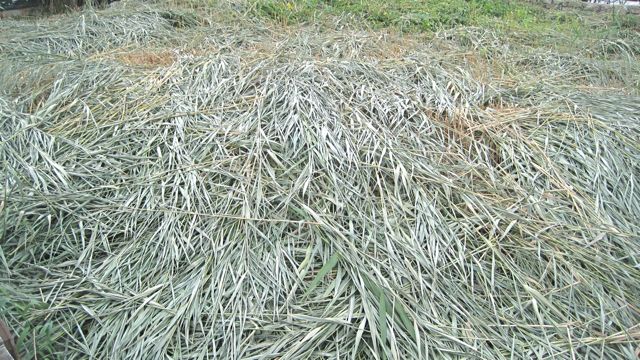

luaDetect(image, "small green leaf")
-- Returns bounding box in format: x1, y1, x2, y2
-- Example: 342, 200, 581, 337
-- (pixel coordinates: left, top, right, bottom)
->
304, 252, 340, 296
379, 291, 388, 347
394, 299, 416, 341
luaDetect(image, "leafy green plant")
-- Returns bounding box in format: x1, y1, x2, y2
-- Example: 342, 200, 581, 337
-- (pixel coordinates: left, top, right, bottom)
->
0, 288, 58, 360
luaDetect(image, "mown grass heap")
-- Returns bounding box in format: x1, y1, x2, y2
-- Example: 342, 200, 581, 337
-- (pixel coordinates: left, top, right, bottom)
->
1, 1, 639, 359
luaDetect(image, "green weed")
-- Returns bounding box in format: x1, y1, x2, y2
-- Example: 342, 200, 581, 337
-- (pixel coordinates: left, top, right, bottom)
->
0, 288, 58, 360
248, 0, 609, 35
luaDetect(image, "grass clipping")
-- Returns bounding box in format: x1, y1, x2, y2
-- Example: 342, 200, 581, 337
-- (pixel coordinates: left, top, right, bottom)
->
1, 3, 640, 359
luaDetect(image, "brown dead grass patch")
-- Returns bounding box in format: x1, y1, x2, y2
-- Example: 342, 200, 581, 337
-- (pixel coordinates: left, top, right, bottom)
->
113, 50, 177, 68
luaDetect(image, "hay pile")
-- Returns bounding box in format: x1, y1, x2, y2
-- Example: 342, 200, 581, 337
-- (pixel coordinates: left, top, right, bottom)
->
1, 2, 639, 359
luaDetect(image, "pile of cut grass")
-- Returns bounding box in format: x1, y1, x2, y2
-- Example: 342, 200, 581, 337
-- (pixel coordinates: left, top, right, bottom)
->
1, 1, 639, 359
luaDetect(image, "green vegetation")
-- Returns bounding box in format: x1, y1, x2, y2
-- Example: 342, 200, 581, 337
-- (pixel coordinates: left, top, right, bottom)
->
0, 287, 57, 359
250, 0, 637, 33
